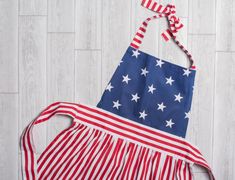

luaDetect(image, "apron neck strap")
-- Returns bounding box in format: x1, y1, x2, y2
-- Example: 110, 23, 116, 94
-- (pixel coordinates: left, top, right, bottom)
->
130, 0, 196, 69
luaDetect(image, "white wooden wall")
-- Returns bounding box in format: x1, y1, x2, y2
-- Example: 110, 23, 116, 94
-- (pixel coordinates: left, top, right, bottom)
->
0, 0, 234, 179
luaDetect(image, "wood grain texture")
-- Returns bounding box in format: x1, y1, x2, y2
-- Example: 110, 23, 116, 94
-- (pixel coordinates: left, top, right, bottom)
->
48, 0, 75, 32
131, 0, 160, 55
0, 94, 18, 179
19, 16, 47, 153
188, 0, 216, 34
75, 0, 101, 49
216, 0, 235, 51
187, 35, 216, 167
47, 33, 75, 144
19, 0, 47, 15
0, 0, 18, 92
159, 18, 189, 68
101, 0, 131, 90
213, 52, 235, 179
0, 0, 235, 179
75, 50, 102, 105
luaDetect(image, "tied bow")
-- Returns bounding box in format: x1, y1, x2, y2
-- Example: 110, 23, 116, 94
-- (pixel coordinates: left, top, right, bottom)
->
142, 0, 184, 41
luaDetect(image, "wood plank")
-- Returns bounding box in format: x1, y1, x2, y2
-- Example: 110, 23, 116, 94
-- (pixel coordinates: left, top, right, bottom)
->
102, 0, 131, 90
0, 0, 18, 92
47, 33, 75, 143
19, 16, 47, 154
19, 0, 47, 15
75, 50, 102, 105
48, 0, 74, 32
75, 0, 101, 49
213, 52, 235, 179
216, 0, 235, 51
186, 35, 215, 169
131, 0, 160, 56
0, 94, 18, 179
158, 18, 188, 68
188, 0, 215, 34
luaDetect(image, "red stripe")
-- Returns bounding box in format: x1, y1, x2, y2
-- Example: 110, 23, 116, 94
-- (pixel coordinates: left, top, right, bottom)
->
146, 0, 151, 8
37, 124, 79, 173
139, 27, 146, 33
166, 156, 173, 179
26, 125, 36, 180
37, 122, 77, 163
98, 139, 124, 179
105, 139, 124, 179
78, 104, 202, 155
107, 140, 126, 179
63, 129, 101, 179
39, 106, 207, 165
130, 43, 139, 49
22, 126, 30, 180
38, 126, 82, 179
151, 2, 156, 11
74, 131, 107, 179
133, 38, 141, 44
109, 140, 127, 179
120, 143, 136, 179
130, 147, 144, 179
136, 32, 144, 38
91, 139, 114, 179
156, 4, 162, 12
141, 0, 146, 6
49, 126, 87, 179
45, 125, 88, 179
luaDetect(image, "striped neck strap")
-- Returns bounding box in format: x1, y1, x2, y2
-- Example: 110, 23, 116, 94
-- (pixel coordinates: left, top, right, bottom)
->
130, 0, 196, 69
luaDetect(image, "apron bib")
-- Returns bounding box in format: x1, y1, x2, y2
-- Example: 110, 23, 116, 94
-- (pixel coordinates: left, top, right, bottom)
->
21, 1, 215, 179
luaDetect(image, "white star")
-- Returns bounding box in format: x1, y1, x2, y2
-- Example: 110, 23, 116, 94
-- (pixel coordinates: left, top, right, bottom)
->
185, 111, 191, 119
183, 69, 191, 77
174, 93, 183, 102
122, 74, 131, 84
106, 83, 113, 92
148, 84, 156, 94
131, 93, 140, 102
132, 49, 140, 58
139, 110, 148, 120
156, 59, 165, 67
166, 76, 175, 85
141, 67, 149, 77
113, 100, 122, 109
166, 119, 175, 128
157, 102, 166, 112
118, 60, 123, 66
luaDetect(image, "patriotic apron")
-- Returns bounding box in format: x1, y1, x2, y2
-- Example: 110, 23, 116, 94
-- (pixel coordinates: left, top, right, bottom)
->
21, 1, 215, 179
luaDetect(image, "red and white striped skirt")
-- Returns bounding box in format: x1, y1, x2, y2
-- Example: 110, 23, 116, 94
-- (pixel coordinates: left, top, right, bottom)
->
21, 102, 214, 180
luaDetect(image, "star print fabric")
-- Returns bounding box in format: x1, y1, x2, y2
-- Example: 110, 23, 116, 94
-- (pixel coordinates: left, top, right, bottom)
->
97, 46, 196, 138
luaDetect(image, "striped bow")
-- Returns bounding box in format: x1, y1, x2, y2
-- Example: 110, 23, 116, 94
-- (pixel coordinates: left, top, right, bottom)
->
141, 0, 184, 41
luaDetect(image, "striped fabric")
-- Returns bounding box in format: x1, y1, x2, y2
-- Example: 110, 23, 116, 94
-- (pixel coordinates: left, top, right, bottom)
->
21, 102, 214, 180
130, 0, 195, 69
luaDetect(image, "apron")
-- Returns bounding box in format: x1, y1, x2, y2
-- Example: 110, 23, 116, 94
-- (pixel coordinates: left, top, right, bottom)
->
21, 1, 215, 179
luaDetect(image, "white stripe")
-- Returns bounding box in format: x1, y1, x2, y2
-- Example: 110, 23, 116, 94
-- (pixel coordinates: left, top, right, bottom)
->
95, 138, 118, 179
71, 130, 104, 178
101, 140, 126, 179
59, 127, 96, 179
127, 145, 142, 179
65, 106, 205, 164
37, 122, 80, 164
38, 125, 84, 179
145, 150, 154, 180
64, 128, 98, 178
88, 135, 114, 179
46, 125, 88, 179
83, 132, 110, 179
